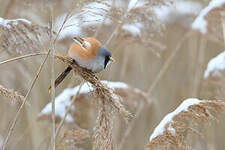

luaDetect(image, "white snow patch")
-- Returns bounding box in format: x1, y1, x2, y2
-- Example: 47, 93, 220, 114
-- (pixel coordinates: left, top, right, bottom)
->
134, 1, 146, 9
81, 1, 112, 27
154, 1, 202, 24
0, 17, 31, 29
204, 51, 225, 78
192, 0, 225, 34
0, 135, 3, 149
40, 81, 130, 122
101, 80, 129, 89
122, 23, 143, 37
40, 84, 92, 123
54, 14, 82, 40
153, 5, 171, 23
55, 1, 112, 40
149, 98, 201, 141
127, 0, 138, 11
174, 1, 202, 15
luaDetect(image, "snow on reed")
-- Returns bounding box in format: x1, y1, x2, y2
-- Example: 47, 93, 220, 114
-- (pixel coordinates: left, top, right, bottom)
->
127, 0, 138, 12
149, 98, 200, 141
40, 88, 77, 123
81, 1, 112, 27
0, 17, 51, 55
55, 0, 149, 40
39, 81, 131, 123
54, 14, 82, 40
0, 17, 31, 29
55, 1, 112, 40
154, 1, 202, 25
192, 0, 225, 34
121, 23, 142, 37
204, 51, 225, 78
146, 98, 225, 150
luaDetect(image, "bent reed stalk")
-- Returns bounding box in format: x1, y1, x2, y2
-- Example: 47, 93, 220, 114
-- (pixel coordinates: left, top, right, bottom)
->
0, 52, 133, 122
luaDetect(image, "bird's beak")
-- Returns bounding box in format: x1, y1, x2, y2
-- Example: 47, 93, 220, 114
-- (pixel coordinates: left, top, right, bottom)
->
109, 57, 115, 62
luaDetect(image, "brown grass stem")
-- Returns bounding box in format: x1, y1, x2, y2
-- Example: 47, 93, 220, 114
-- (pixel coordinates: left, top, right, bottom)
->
147, 32, 192, 95
221, 11, 225, 44
0, 53, 46, 65
0, 8, 71, 147
1, 50, 51, 150
192, 37, 206, 97
48, 2, 56, 150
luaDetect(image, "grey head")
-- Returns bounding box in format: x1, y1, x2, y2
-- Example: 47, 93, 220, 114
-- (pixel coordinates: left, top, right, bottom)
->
97, 45, 113, 69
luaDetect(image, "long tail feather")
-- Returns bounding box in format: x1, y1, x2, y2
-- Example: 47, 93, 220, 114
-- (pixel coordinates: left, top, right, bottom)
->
48, 66, 72, 93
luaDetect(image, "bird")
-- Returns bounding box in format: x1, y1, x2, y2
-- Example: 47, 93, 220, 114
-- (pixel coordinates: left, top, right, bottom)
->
48, 37, 114, 91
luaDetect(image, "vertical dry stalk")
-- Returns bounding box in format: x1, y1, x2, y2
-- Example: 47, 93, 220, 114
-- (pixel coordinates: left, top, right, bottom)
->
0, 6, 69, 149
48, 1, 56, 150
0, 85, 25, 103
147, 32, 192, 120
93, 99, 113, 150
192, 37, 206, 97
1, 50, 51, 150
147, 32, 192, 95
220, 11, 225, 44
48, 5, 73, 150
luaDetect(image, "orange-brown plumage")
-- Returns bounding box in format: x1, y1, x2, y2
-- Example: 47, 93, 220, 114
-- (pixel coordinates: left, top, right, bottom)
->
68, 37, 101, 60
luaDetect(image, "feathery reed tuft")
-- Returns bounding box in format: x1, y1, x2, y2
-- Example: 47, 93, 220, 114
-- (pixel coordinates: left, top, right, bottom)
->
55, 54, 133, 122
0, 17, 52, 55
53, 54, 133, 149
0, 84, 25, 104
93, 99, 113, 150
56, 128, 90, 150
145, 98, 225, 150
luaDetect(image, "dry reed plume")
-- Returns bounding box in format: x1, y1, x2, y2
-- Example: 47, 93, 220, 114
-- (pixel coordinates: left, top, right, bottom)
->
55, 54, 133, 149
56, 128, 90, 150
55, 54, 133, 122
145, 99, 225, 150
0, 84, 25, 104
0, 18, 52, 55
93, 99, 113, 150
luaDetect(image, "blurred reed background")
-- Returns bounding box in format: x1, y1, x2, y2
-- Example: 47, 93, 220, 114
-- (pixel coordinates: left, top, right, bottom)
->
0, 0, 225, 150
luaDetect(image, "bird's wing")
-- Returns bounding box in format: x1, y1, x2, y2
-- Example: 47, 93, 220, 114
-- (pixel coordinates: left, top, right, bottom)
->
73, 37, 91, 51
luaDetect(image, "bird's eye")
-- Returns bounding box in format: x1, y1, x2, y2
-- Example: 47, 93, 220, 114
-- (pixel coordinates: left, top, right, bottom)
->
104, 56, 110, 69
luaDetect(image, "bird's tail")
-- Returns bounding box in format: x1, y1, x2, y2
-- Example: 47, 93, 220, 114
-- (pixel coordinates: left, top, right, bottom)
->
48, 66, 72, 93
